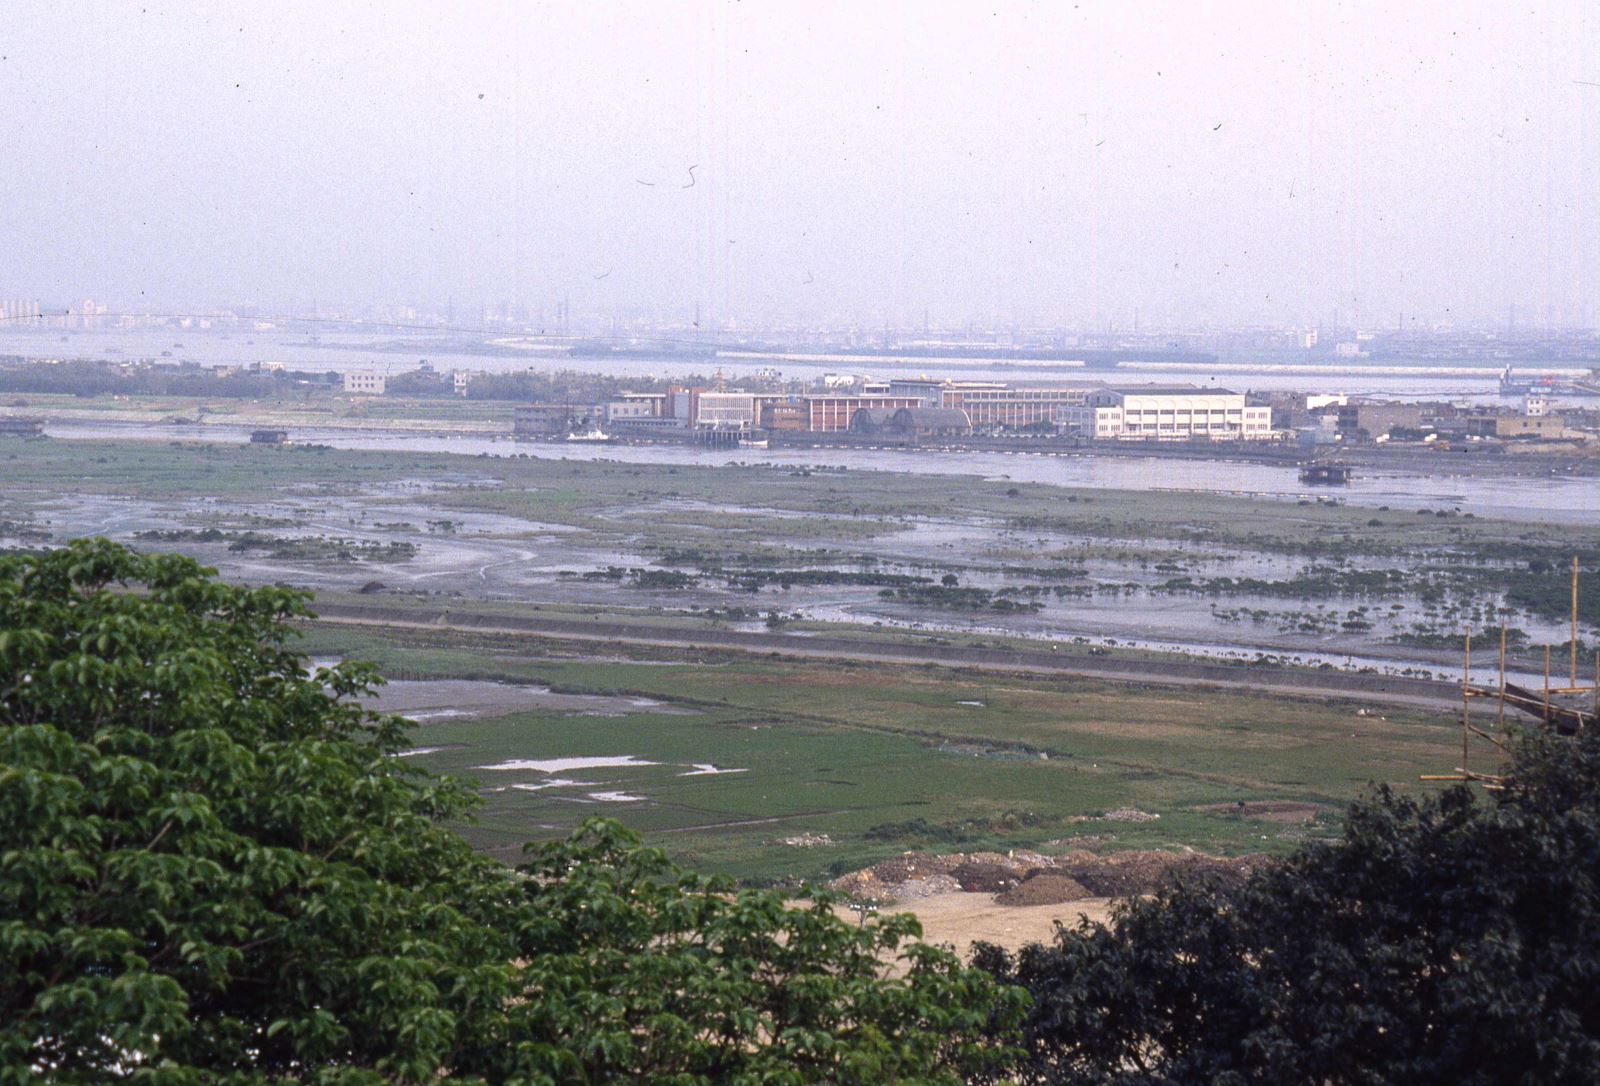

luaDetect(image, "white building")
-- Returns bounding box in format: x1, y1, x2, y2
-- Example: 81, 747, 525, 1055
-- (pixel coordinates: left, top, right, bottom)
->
344, 371, 386, 395
452, 370, 475, 396
694, 392, 758, 428
1064, 386, 1274, 441
605, 399, 656, 422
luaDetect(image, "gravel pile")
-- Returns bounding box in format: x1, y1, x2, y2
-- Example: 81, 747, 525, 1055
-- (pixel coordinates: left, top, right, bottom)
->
995, 873, 1094, 906
949, 862, 1024, 893
891, 874, 962, 899
1098, 807, 1160, 823
830, 847, 1268, 906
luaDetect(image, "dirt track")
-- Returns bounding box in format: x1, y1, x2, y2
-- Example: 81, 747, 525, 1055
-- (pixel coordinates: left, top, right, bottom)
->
308, 600, 1467, 715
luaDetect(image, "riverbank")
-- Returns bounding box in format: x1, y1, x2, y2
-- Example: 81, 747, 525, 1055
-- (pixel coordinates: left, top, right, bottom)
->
5, 393, 1596, 481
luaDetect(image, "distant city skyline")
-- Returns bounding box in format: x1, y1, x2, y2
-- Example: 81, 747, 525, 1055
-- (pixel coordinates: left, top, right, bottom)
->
3, 294, 1598, 340
3, 2, 1596, 332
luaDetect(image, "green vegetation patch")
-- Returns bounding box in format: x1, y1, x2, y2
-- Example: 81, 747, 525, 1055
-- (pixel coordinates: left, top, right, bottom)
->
299, 622, 1463, 882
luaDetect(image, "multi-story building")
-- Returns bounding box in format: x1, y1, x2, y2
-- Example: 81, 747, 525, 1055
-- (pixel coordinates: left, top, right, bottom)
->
938, 383, 1096, 430
605, 399, 656, 423
513, 403, 587, 436
760, 402, 808, 431
1065, 386, 1274, 441
343, 371, 387, 395
879, 379, 1097, 430
694, 392, 759, 429
802, 395, 924, 432
617, 391, 667, 416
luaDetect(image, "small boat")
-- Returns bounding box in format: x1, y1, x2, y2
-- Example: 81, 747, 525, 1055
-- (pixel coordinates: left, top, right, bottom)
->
566, 426, 612, 443
741, 437, 769, 449
1299, 463, 1352, 485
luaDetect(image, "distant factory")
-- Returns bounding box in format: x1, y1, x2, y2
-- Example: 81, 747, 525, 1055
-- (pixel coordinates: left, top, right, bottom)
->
513, 377, 1282, 444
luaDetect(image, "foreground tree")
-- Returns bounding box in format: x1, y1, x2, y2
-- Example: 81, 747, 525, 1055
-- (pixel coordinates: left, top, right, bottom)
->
1, 540, 1021, 1084
976, 725, 1600, 1084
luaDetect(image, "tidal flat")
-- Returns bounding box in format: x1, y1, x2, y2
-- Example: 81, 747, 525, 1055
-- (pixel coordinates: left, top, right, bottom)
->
3, 435, 1592, 680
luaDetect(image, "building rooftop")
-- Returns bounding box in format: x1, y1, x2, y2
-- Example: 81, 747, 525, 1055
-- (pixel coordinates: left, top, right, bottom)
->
892, 407, 975, 428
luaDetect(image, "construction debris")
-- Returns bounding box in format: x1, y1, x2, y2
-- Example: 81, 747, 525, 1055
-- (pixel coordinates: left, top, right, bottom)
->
829, 847, 1266, 906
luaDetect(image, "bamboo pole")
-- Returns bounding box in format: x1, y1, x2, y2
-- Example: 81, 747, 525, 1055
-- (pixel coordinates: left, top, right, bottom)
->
1572, 555, 1580, 691
1466, 723, 1513, 755
1499, 624, 1507, 729
1463, 629, 1471, 772
1544, 646, 1552, 726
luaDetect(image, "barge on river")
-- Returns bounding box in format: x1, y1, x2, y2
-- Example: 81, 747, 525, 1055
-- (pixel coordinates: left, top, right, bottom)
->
1299, 462, 1353, 485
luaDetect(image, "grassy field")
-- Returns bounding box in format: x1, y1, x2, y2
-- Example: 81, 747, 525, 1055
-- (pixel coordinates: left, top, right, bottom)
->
298, 622, 1465, 883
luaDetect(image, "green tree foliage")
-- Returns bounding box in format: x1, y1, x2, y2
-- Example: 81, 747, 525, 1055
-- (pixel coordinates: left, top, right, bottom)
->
975, 727, 1600, 1084
463, 371, 677, 404
0, 358, 338, 399
1, 540, 1022, 1084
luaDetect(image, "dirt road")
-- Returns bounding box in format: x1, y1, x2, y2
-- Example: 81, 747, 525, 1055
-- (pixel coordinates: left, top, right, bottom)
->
309, 600, 1467, 715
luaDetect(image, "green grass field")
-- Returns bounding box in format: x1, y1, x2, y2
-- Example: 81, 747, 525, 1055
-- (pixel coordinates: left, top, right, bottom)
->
299, 623, 1465, 883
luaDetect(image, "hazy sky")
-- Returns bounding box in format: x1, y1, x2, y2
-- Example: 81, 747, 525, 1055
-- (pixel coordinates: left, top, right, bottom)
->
3, 1, 1596, 330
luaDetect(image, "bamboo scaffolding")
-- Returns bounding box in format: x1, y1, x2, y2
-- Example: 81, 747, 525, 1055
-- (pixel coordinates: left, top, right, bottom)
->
1426, 555, 1593, 785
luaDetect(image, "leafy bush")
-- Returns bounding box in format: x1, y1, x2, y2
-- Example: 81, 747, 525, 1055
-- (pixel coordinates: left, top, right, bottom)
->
1, 540, 1023, 1083
975, 726, 1600, 1084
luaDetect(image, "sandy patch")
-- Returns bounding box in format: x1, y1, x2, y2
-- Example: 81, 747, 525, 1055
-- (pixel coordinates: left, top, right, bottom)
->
478, 755, 659, 773
854, 891, 1116, 955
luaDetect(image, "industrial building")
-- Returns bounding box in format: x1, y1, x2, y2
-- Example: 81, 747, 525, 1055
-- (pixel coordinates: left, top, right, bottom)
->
513, 403, 584, 437
803, 395, 924, 432
1064, 386, 1274, 441
1462, 413, 1571, 440
759, 402, 808, 431
937, 383, 1094, 430
881, 379, 1097, 430
850, 406, 973, 437
1334, 401, 1457, 440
